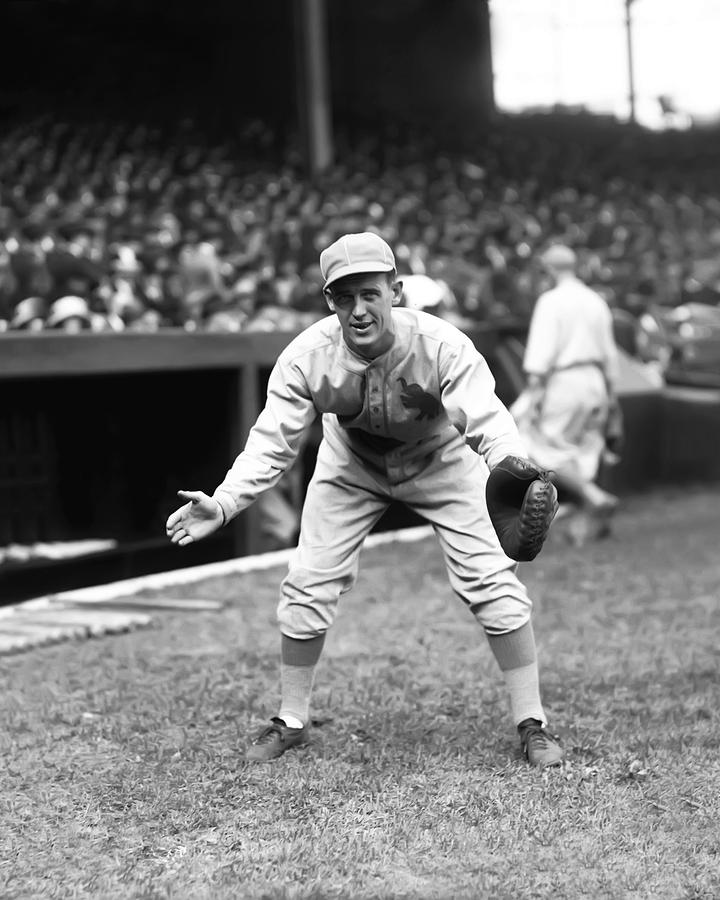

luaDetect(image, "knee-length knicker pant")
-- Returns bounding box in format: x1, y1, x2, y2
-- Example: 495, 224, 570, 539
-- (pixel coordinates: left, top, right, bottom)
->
278, 423, 533, 640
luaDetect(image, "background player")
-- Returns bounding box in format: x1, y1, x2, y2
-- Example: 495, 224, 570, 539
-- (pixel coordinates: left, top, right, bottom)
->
512, 244, 621, 542
166, 232, 564, 769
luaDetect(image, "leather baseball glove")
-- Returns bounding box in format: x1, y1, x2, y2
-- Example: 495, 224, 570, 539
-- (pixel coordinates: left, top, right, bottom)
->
486, 455, 559, 561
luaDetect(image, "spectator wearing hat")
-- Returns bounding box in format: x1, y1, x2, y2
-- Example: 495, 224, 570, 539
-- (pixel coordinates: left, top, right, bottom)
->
46, 295, 95, 333
400, 272, 467, 327
9, 296, 48, 331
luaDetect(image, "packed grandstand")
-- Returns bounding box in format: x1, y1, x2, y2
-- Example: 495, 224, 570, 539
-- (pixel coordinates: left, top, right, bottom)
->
2, 112, 720, 340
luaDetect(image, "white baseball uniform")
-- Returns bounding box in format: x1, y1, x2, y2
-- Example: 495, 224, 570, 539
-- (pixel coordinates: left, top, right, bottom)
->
519, 276, 620, 481
213, 308, 533, 639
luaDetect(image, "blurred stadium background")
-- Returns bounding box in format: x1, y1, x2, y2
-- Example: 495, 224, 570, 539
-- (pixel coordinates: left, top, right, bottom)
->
2, 0, 720, 604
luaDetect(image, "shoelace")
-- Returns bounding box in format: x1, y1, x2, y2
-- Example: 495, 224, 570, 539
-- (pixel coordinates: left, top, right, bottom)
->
254, 717, 304, 746
253, 720, 286, 745
520, 724, 561, 763
524, 728, 550, 752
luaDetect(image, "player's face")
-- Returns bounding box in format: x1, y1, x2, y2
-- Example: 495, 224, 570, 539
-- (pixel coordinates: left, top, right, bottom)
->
325, 272, 402, 359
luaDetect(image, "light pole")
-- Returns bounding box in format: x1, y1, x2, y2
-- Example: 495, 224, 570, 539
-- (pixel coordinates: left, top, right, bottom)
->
625, 0, 637, 123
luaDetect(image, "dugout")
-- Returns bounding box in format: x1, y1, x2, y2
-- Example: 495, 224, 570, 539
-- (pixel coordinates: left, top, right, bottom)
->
0, 323, 520, 603
0, 331, 293, 602
2, 327, 718, 605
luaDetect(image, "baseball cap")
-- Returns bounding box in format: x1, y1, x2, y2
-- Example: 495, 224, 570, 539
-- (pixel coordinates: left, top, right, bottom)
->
541, 244, 577, 271
320, 232, 396, 290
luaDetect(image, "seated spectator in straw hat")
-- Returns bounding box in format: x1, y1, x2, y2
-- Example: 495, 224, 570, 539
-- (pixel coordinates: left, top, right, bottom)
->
9, 296, 48, 331
400, 273, 445, 313
46, 295, 95, 333
400, 272, 467, 328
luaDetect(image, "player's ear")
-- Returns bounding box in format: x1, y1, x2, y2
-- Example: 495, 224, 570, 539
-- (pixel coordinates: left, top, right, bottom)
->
391, 278, 403, 306
323, 290, 335, 312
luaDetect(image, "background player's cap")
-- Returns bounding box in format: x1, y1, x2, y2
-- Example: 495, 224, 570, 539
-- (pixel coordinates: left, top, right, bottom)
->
541, 244, 577, 271
320, 232, 396, 289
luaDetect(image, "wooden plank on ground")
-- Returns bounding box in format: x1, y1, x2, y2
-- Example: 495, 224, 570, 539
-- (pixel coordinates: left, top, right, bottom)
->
0, 621, 83, 646
53, 596, 226, 612
0, 633, 45, 654
8, 609, 152, 635
0, 607, 153, 654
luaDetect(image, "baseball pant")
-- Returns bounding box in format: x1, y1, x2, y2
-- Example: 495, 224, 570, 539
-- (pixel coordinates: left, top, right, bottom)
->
277, 426, 532, 639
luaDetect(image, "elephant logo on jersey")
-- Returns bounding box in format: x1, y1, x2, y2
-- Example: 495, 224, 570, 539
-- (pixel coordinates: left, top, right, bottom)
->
397, 377, 441, 420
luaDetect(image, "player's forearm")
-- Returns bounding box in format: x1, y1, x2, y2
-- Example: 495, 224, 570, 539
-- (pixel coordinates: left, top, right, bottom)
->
440, 346, 527, 468
212, 424, 305, 524
211, 358, 316, 525
482, 434, 529, 471
212, 401, 313, 524
463, 403, 528, 470
212, 458, 287, 525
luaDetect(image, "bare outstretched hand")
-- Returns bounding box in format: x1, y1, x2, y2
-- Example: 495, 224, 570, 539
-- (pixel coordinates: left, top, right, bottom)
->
165, 490, 224, 546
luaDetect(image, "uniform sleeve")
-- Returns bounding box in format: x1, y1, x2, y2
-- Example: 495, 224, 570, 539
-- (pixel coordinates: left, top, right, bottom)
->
212, 357, 317, 523
439, 337, 527, 470
523, 292, 559, 376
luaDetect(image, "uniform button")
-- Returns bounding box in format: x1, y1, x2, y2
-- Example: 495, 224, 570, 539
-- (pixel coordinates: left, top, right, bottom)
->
371, 407, 379, 413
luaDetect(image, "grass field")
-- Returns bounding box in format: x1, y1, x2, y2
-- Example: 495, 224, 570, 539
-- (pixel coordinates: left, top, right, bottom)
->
1, 484, 719, 900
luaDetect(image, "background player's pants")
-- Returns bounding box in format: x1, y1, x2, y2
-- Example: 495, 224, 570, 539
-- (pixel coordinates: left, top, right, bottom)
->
515, 367, 608, 483
278, 428, 532, 639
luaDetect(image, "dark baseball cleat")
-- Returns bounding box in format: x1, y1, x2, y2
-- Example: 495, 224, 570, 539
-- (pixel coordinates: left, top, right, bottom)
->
518, 718, 564, 768
246, 716, 308, 762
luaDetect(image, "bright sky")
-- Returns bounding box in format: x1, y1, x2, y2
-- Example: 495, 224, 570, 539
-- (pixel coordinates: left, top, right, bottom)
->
489, 0, 720, 128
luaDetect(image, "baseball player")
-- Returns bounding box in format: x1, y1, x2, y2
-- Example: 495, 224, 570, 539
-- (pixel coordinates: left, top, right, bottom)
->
513, 244, 621, 535
166, 232, 563, 768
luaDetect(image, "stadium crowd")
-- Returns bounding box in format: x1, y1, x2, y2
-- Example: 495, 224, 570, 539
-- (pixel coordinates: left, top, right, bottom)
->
1, 112, 720, 335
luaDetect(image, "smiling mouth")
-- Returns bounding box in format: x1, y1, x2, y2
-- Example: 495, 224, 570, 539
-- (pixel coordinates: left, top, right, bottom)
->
351, 321, 373, 333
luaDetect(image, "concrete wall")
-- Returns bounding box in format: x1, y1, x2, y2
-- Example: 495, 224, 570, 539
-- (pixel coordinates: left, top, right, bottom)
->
599, 357, 720, 494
